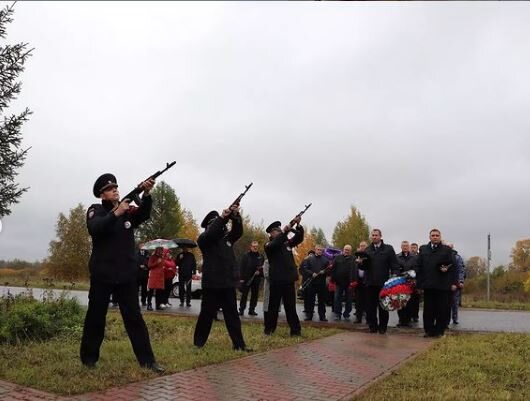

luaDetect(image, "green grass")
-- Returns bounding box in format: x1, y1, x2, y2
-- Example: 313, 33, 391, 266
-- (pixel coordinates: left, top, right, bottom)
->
353, 333, 530, 401
0, 312, 341, 395
0, 276, 90, 291
462, 299, 530, 311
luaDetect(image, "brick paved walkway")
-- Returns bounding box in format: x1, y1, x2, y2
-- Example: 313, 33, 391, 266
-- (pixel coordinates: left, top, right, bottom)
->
0, 332, 431, 401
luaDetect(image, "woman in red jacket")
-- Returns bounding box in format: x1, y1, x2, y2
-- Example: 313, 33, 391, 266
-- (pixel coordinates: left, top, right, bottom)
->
147, 247, 165, 310
162, 249, 177, 307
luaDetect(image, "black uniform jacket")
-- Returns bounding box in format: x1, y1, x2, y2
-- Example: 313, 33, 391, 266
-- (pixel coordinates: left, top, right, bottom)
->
198, 215, 243, 289
299, 257, 312, 281
396, 252, 418, 274
302, 254, 330, 284
265, 226, 304, 282
354, 251, 370, 284
87, 196, 152, 284
137, 249, 149, 281
239, 251, 265, 281
176, 252, 197, 280
331, 254, 357, 287
363, 241, 399, 287
416, 243, 457, 290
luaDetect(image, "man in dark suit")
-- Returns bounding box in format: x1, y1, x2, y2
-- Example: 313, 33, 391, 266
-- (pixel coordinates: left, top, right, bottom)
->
416, 229, 457, 338
364, 229, 399, 334
239, 241, 264, 316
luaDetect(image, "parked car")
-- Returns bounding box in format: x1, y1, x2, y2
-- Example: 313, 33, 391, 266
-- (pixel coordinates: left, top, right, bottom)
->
171, 272, 202, 299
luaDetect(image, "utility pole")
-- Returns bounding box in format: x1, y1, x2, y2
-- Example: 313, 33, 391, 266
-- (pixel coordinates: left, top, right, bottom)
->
487, 233, 491, 301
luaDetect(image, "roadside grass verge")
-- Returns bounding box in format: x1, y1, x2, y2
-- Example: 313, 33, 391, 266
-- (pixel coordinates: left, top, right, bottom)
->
0, 313, 341, 395
353, 333, 530, 401
0, 275, 90, 291
462, 299, 530, 311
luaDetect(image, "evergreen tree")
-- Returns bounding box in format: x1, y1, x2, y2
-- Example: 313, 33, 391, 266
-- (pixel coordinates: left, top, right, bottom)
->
135, 181, 185, 241
232, 214, 268, 264
0, 4, 33, 217
332, 206, 370, 250
310, 227, 329, 247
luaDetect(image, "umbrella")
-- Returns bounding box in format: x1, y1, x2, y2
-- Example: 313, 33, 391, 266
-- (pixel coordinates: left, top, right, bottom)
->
172, 238, 198, 248
141, 239, 179, 250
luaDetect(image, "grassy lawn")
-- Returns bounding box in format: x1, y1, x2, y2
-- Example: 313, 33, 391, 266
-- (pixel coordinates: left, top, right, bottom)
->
353, 333, 530, 401
0, 312, 341, 396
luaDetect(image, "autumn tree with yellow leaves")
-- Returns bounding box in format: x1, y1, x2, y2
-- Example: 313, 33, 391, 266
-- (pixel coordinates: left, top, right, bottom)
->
45, 204, 91, 281
509, 239, 530, 272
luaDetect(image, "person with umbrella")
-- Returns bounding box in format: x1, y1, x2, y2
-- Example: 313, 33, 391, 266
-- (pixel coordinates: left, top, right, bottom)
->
142, 239, 178, 310
80, 173, 164, 373
147, 247, 166, 310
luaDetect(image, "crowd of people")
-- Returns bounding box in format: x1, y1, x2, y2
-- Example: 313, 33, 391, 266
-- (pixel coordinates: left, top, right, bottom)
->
134, 226, 466, 341
81, 172, 466, 373
297, 230, 465, 337
133, 245, 197, 311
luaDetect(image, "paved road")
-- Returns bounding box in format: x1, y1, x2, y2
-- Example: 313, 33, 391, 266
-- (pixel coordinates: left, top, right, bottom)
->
2, 285, 530, 333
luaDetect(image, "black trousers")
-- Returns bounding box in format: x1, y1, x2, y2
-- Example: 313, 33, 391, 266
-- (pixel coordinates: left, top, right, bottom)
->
306, 279, 327, 319
397, 299, 413, 325
193, 287, 246, 349
423, 289, 451, 336
408, 292, 420, 320
80, 279, 155, 366
137, 275, 148, 305
239, 278, 260, 312
354, 283, 366, 321
179, 277, 192, 304
365, 285, 389, 331
163, 278, 173, 304
264, 281, 301, 336
301, 278, 312, 314
147, 288, 164, 308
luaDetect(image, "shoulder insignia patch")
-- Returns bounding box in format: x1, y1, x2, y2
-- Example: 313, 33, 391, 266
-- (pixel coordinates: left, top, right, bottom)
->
88, 209, 95, 219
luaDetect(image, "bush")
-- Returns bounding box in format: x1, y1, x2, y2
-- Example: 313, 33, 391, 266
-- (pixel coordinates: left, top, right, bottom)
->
0, 289, 84, 344
463, 269, 530, 304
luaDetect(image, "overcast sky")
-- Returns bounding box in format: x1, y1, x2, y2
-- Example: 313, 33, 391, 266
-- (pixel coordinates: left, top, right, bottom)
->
1, 1, 529, 267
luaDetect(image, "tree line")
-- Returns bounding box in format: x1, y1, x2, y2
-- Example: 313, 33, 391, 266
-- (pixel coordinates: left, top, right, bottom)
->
41, 181, 370, 280
11, 179, 530, 299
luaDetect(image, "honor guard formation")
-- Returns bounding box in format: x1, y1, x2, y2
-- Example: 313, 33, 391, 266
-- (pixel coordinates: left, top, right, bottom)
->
82, 167, 465, 372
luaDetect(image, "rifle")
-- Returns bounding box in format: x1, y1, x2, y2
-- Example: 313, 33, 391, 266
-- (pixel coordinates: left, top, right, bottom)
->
244, 266, 263, 287
231, 182, 253, 208
121, 161, 176, 205
298, 264, 329, 294
289, 203, 312, 227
